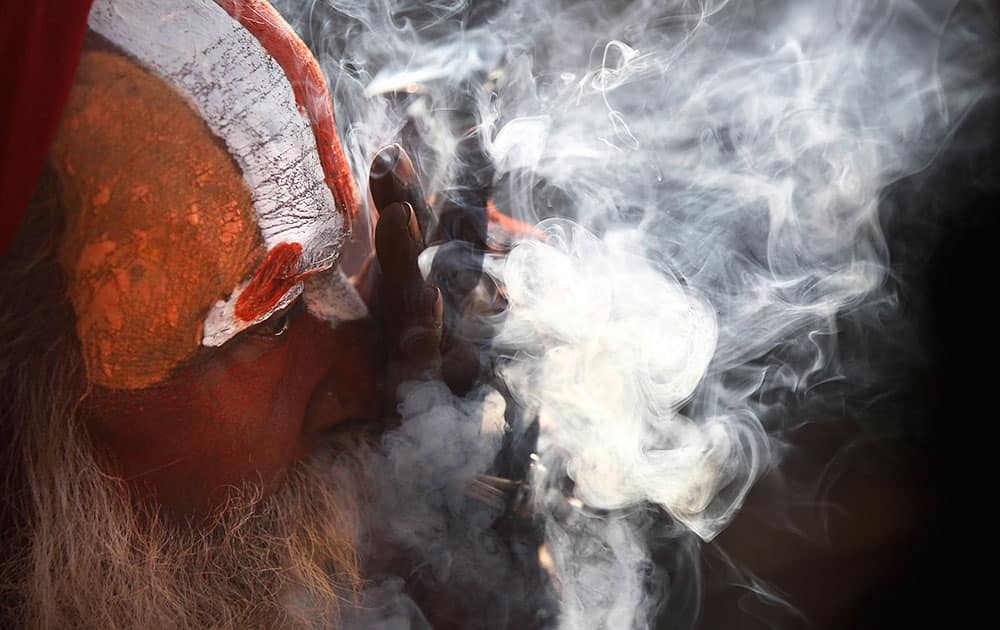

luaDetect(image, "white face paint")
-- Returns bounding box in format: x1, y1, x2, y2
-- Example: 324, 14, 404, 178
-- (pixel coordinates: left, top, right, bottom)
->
87, 0, 363, 343
303, 268, 370, 327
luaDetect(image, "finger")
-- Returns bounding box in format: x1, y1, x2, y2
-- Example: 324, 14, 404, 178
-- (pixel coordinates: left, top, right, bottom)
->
441, 338, 479, 395
370, 144, 433, 243
427, 131, 494, 396
375, 201, 423, 291
382, 285, 443, 408
375, 202, 442, 382
392, 285, 443, 379
430, 129, 492, 303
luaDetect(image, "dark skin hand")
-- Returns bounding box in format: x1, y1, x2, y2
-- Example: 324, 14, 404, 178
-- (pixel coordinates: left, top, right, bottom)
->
374, 201, 443, 407
369, 144, 483, 403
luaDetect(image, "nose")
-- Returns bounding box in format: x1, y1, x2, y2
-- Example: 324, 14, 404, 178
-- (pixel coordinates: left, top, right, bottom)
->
299, 312, 383, 435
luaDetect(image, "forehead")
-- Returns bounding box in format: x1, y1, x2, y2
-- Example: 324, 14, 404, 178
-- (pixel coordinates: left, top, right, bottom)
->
53, 0, 355, 390
54, 49, 263, 389
87, 0, 348, 343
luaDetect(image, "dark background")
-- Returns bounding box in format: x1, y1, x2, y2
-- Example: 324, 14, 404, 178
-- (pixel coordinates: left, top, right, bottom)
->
695, 66, 1000, 629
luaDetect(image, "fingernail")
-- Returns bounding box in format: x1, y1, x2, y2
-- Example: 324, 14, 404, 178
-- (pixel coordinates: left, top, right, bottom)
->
403, 202, 421, 243
390, 146, 418, 187
370, 144, 401, 180
370, 144, 425, 216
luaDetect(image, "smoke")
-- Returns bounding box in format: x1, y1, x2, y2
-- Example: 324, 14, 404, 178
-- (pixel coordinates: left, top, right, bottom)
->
337, 382, 512, 629
273, 0, 998, 627
483, 220, 767, 627
486, 220, 766, 538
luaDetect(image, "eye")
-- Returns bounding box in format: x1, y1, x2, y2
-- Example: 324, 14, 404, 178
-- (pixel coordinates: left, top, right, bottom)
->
248, 302, 295, 338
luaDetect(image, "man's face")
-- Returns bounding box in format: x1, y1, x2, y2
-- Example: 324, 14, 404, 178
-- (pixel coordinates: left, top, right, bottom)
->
85, 302, 381, 516
52, 43, 382, 517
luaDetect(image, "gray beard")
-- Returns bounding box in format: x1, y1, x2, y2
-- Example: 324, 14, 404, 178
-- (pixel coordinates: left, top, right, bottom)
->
0, 423, 374, 630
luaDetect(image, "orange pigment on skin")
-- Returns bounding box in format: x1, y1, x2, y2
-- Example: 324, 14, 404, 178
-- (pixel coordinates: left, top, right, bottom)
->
52, 49, 262, 390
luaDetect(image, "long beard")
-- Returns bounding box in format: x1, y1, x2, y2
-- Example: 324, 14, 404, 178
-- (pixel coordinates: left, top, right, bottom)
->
1, 420, 373, 629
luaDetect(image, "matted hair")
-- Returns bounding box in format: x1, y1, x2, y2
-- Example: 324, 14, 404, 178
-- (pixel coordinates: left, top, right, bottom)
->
1, 169, 85, 539
1, 170, 91, 622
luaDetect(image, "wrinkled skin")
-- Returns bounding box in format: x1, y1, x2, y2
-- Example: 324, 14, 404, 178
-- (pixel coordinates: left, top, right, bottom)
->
84, 147, 452, 519
85, 313, 381, 516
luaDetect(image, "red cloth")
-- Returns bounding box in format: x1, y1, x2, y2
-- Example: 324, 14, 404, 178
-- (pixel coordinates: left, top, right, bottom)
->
0, 0, 94, 254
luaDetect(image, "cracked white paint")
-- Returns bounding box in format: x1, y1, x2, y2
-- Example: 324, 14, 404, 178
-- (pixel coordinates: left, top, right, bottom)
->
87, 0, 363, 343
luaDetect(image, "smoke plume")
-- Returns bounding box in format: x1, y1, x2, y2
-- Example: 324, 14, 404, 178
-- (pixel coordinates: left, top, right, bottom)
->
274, 0, 998, 627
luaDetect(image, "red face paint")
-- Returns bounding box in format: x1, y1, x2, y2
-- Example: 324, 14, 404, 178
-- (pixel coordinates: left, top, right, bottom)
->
234, 241, 304, 322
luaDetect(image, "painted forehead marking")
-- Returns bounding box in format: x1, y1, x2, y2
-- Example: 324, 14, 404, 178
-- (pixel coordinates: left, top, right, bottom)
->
52, 50, 264, 390
88, 0, 348, 346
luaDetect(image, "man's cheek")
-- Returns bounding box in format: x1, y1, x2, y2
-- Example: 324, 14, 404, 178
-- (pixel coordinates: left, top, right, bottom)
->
300, 317, 383, 434
190, 341, 308, 448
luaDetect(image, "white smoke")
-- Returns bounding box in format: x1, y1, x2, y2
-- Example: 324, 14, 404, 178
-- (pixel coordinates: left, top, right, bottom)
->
274, 0, 997, 627
486, 220, 767, 540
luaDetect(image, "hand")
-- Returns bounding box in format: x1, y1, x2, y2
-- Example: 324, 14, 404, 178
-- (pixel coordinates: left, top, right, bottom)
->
368, 144, 481, 419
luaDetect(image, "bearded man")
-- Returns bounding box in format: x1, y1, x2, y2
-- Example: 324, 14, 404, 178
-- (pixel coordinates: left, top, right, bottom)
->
0, 0, 508, 627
